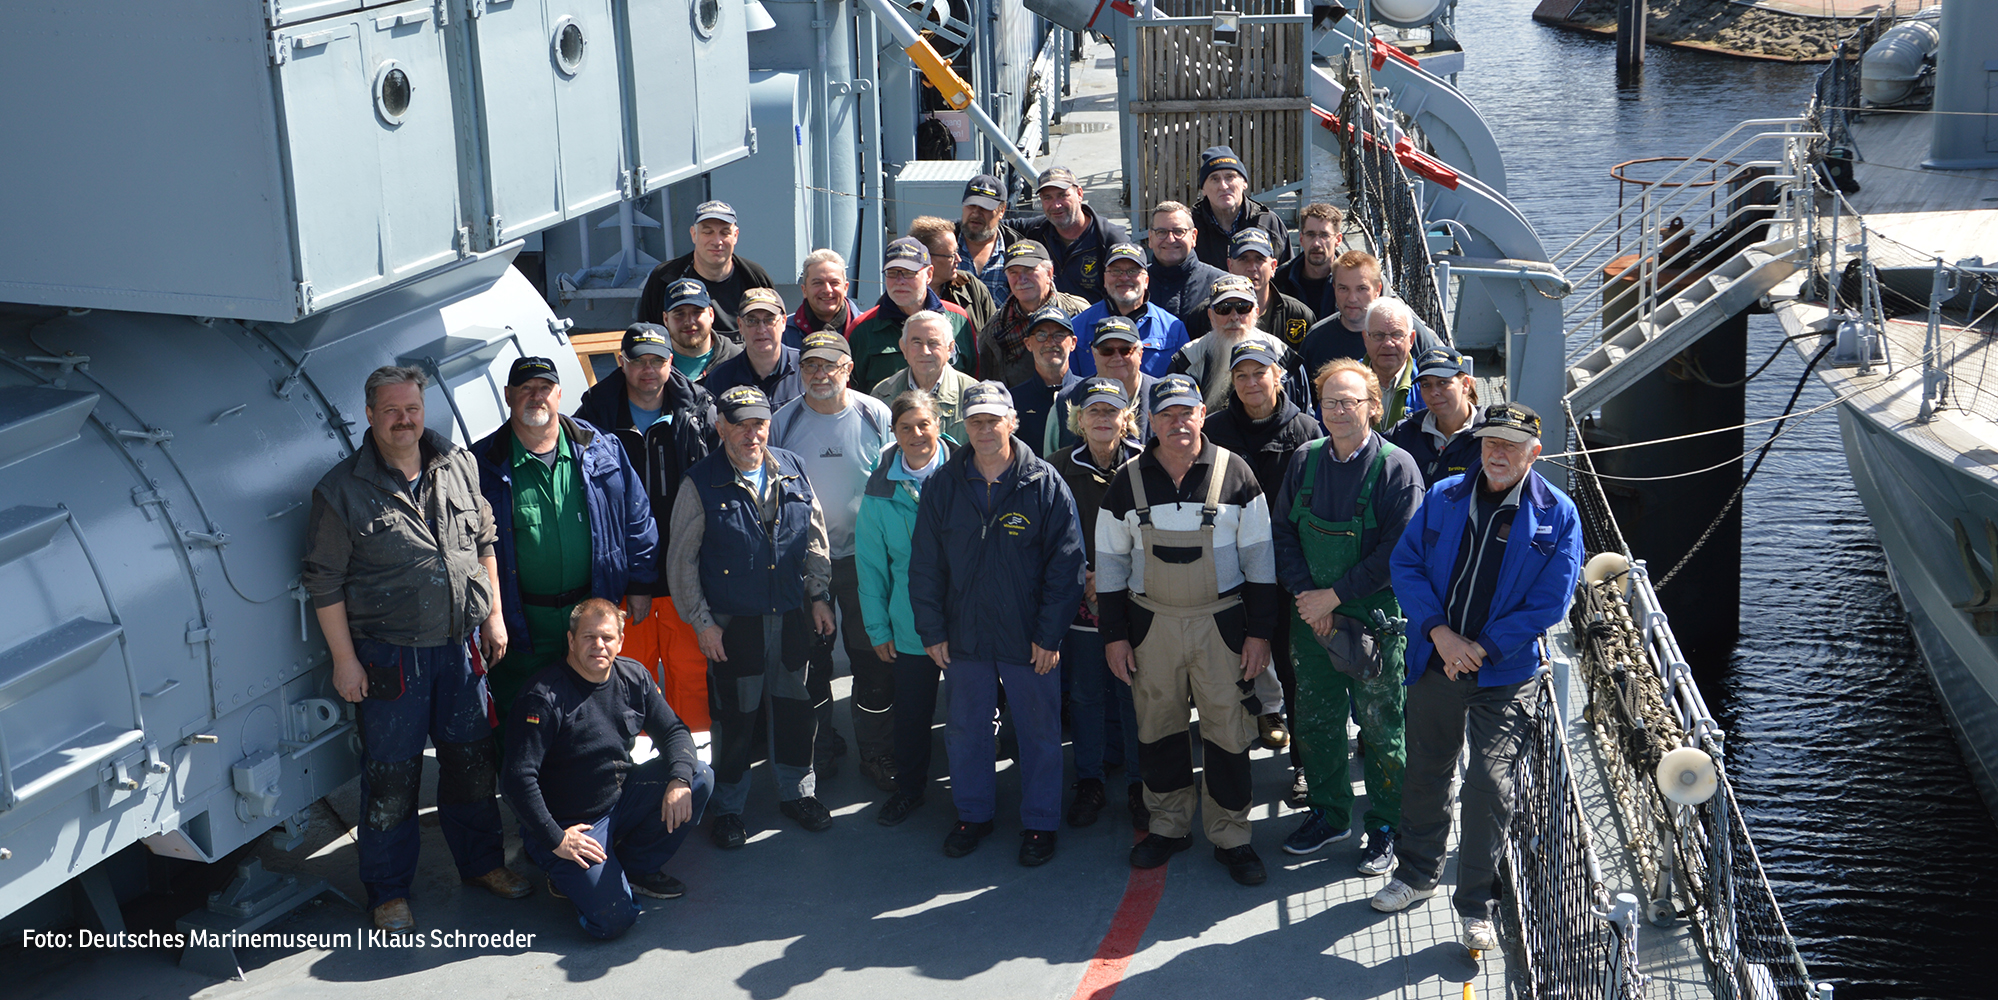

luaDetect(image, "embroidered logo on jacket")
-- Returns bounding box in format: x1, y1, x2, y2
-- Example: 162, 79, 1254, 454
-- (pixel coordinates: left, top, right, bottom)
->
999, 512, 1033, 536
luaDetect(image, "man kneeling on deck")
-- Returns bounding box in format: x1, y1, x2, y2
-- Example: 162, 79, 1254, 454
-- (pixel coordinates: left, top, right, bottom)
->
502, 598, 714, 940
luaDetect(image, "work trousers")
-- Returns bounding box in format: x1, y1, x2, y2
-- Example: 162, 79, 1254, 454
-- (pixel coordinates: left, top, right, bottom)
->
944, 658, 1062, 831
1392, 668, 1538, 920
1292, 641, 1406, 833
620, 596, 711, 732
811, 556, 896, 759
709, 610, 817, 816
353, 638, 503, 910
521, 757, 714, 940
891, 651, 944, 796
1064, 628, 1140, 786
1130, 614, 1259, 849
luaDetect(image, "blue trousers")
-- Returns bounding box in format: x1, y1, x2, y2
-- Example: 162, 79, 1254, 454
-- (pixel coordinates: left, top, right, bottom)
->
1064, 628, 1141, 786
521, 757, 715, 940
353, 639, 504, 911
892, 651, 944, 797
945, 658, 1062, 831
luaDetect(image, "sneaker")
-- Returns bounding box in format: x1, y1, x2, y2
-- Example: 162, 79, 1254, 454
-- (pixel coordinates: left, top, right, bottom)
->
943, 820, 996, 857
1066, 778, 1107, 828
1258, 713, 1290, 750
1129, 832, 1191, 869
876, 790, 925, 826
1281, 809, 1353, 855
710, 813, 748, 850
371, 898, 414, 932
464, 865, 534, 899
1357, 827, 1396, 876
1462, 916, 1499, 952
860, 754, 898, 793
780, 796, 835, 832
629, 870, 686, 900
1214, 844, 1267, 886
1284, 769, 1310, 810
1127, 783, 1150, 831
1019, 829, 1057, 867
1370, 877, 1437, 913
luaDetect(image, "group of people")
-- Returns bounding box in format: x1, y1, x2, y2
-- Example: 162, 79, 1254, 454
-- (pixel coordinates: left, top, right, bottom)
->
298, 145, 1584, 952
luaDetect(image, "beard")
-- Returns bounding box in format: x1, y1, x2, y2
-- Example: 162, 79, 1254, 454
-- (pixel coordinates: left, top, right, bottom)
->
519, 407, 553, 428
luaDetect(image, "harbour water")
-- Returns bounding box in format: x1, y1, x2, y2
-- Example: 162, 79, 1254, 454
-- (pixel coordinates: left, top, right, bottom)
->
1451, 6, 1998, 997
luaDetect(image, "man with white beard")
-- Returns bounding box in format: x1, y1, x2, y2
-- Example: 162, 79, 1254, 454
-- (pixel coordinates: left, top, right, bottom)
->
475, 357, 659, 725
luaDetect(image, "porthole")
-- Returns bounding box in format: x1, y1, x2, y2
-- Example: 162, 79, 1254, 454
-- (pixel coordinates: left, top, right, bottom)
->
552, 17, 586, 76
373, 60, 412, 124
693, 0, 721, 39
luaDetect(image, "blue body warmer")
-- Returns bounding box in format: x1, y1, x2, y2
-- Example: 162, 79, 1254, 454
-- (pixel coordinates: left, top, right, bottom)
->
688, 447, 818, 616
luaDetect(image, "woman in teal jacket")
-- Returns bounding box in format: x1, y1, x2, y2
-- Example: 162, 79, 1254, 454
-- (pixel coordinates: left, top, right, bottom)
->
856, 390, 951, 827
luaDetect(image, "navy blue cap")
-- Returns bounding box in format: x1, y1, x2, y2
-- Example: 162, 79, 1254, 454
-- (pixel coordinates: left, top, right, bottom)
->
1199, 146, 1246, 186
962, 381, 1016, 419
883, 237, 932, 271
664, 277, 712, 311
622, 323, 672, 360
1414, 347, 1473, 381
1093, 315, 1142, 346
1105, 243, 1148, 268
1005, 240, 1052, 268
1229, 227, 1275, 260
508, 356, 560, 386
1474, 402, 1541, 443
962, 173, 1005, 210
1027, 305, 1074, 335
693, 200, 737, 225
1148, 373, 1203, 414
1075, 377, 1131, 412
716, 385, 773, 422
1228, 340, 1281, 370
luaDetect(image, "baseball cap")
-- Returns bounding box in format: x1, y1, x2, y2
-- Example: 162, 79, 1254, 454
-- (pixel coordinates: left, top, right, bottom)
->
716, 385, 773, 422
1075, 377, 1131, 412
1004, 240, 1051, 268
1473, 402, 1542, 443
961, 381, 1016, 419
508, 356, 560, 387
622, 323, 672, 360
1148, 374, 1203, 414
883, 237, 932, 271
693, 200, 737, 225
1208, 273, 1257, 307
799, 330, 852, 364
1104, 243, 1147, 269
664, 277, 712, 312
738, 286, 785, 317
1229, 340, 1281, 371
1036, 166, 1079, 191
1198, 146, 1246, 186
1229, 227, 1275, 261
1026, 305, 1074, 336
962, 173, 1005, 211
1414, 347, 1473, 381
1092, 315, 1142, 345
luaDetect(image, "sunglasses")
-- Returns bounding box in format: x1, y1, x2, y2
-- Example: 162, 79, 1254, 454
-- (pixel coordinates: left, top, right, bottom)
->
1211, 301, 1253, 316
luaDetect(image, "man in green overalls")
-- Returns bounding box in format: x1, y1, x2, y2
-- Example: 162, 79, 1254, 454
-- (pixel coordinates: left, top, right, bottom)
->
1270, 357, 1426, 877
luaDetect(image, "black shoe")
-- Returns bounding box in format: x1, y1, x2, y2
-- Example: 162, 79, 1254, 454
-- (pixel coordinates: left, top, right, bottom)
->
1128, 783, 1151, 831
711, 813, 747, 850
1129, 832, 1192, 869
1215, 844, 1267, 886
860, 754, 898, 793
876, 790, 925, 826
780, 796, 835, 832
943, 820, 996, 857
1066, 778, 1107, 828
1284, 769, 1310, 810
629, 870, 686, 899
1019, 829, 1057, 867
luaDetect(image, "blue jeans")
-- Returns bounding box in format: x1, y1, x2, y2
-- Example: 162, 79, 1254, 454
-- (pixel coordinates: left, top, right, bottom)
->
945, 658, 1062, 831
521, 757, 714, 940
1064, 628, 1140, 786
353, 639, 504, 910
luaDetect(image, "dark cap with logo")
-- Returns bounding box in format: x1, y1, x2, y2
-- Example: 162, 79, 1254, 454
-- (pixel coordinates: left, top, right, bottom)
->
664, 277, 712, 311
799, 330, 852, 364
1413, 347, 1472, 381
1036, 166, 1079, 191
1004, 240, 1052, 268
962, 173, 1006, 210
738, 286, 785, 316
1229, 340, 1281, 370
1473, 402, 1542, 443
1148, 373, 1204, 413
1076, 377, 1131, 413
622, 323, 672, 360
1199, 145, 1246, 186
1229, 227, 1275, 261
1105, 242, 1148, 269
962, 381, 1016, 419
883, 237, 932, 272
1093, 315, 1142, 346
716, 385, 773, 422
1027, 305, 1074, 335
1208, 273, 1257, 307
693, 200, 737, 226
508, 356, 561, 386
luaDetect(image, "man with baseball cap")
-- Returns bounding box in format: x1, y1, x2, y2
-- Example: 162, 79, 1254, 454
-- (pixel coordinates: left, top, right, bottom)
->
1376, 401, 1583, 955
575, 326, 720, 732
665, 385, 839, 848
1017, 165, 1130, 304
909, 381, 1085, 866
770, 330, 899, 791
1009, 305, 1083, 458
1168, 274, 1301, 410
956, 173, 1023, 309
849, 237, 976, 390
475, 356, 659, 726
654, 278, 745, 383
1071, 242, 1188, 380
980, 239, 1087, 388
1215, 227, 1314, 350
1096, 374, 1281, 886
702, 287, 803, 411
1387, 347, 1486, 487
1191, 145, 1291, 270
636, 200, 775, 342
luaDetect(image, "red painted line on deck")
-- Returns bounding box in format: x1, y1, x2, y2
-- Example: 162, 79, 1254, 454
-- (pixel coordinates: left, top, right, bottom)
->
1067, 833, 1168, 1000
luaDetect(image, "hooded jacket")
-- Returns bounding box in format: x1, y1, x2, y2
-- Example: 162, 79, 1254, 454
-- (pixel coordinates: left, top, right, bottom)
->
855, 441, 952, 655
1202, 387, 1325, 495
574, 366, 718, 596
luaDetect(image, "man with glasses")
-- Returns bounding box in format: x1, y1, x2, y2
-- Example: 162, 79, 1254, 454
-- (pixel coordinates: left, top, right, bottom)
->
1011, 306, 1085, 458
1072, 243, 1187, 379
1061, 316, 1158, 448
1364, 297, 1425, 431
980, 240, 1087, 388
1144, 201, 1228, 325
772, 332, 900, 792
850, 238, 977, 389
911, 215, 996, 332
957, 173, 1023, 309
701, 288, 803, 410
1276, 203, 1346, 319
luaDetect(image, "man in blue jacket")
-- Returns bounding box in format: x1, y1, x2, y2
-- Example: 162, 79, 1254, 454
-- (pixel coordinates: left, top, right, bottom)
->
1372, 402, 1584, 955
908, 382, 1086, 867
475, 357, 659, 725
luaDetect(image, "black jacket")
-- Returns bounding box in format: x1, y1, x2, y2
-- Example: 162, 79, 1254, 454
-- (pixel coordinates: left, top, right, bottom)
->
574, 367, 719, 596
1184, 289, 1316, 350
1147, 254, 1230, 326
1192, 195, 1291, 270
1385, 406, 1487, 488
634, 252, 776, 342
1275, 254, 1336, 318
1202, 388, 1325, 497
1015, 206, 1131, 304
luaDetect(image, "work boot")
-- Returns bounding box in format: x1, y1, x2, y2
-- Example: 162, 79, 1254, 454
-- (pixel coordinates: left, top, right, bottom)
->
1127, 783, 1150, 831
1066, 778, 1107, 828
372, 898, 414, 932
780, 796, 835, 832
1129, 833, 1191, 869
1215, 844, 1267, 886
1258, 713, 1290, 749
464, 866, 534, 899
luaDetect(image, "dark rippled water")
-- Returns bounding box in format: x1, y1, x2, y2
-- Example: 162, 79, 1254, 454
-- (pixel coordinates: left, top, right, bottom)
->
1449, 6, 1998, 997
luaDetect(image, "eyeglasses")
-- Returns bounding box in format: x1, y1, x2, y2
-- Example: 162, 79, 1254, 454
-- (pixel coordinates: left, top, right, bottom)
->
1211, 301, 1253, 316
1321, 397, 1371, 414
1365, 329, 1412, 343
1149, 227, 1192, 239
1027, 328, 1074, 343
1104, 265, 1146, 279
625, 355, 670, 370
1093, 343, 1138, 356
801, 360, 849, 375
739, 313, 782, 328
